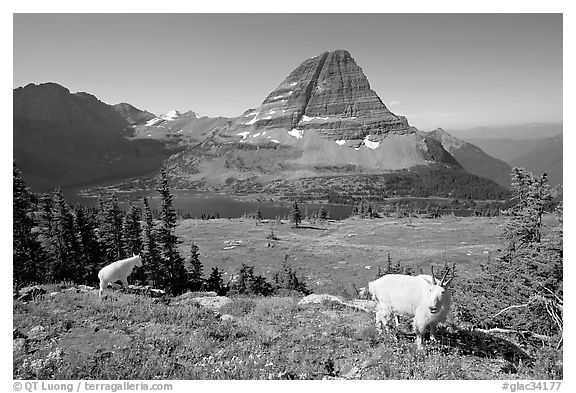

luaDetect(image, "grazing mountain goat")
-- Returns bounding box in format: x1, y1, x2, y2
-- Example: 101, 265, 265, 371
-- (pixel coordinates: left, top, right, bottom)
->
98, 254, 143, 298
368, 266, 454, 349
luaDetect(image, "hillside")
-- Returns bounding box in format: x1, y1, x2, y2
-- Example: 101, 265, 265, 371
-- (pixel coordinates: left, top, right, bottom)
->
510, 134, 563, 186
13, 215, 562, 380
13, 83, 176, 191
462, 138, 546, 163
426, 129, 512, 188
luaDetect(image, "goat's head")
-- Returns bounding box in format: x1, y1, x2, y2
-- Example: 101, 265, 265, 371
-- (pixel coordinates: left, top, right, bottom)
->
132, 253, 143, 267
426, 265, 454, 314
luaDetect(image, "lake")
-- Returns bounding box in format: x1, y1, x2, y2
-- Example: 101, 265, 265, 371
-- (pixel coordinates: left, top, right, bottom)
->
62, 189, 355, 220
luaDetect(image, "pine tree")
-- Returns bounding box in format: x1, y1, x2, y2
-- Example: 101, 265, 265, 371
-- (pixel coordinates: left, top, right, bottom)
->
503, 168, 553, 258
13, 164, 46, 288
142, 197, 163, 287
290, 201, 302, 228
74, 205, 102, 285
97, 193, 125, 262
157, 169, 189, 294
319, 206, 328, 221
50, 188, 81, 282
187, 243, 203, 291
205, 267, 226, 295
123, 203, 143, 256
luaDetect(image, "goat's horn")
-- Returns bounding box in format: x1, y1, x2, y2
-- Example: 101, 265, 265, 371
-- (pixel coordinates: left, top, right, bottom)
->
440, 267, 450, 286
430, 265, 435, 282
443, 268, 455, 287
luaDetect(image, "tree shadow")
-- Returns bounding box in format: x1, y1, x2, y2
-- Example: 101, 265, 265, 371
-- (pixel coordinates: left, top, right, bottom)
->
295, 225, 328, 231
392, 323, 532, 366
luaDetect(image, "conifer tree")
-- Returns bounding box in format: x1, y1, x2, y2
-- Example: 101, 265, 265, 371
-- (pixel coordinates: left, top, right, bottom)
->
187, 243, 204, 291
205, 267, 226, 295
97, 193, 125, 262
123, 203, 143, 256
290, 200, 302, 228
50, 188, 81, 282
319, 206, 328, 221
74, 205, 102, 284
157, 169, 188, 294
142, 197, 163, 287
503, 168, 553, 258
13, 164, 46, 288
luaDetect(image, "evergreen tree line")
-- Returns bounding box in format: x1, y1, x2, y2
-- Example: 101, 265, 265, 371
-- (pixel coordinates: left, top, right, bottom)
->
14, 163, 312, 298
13, 165, 191, 295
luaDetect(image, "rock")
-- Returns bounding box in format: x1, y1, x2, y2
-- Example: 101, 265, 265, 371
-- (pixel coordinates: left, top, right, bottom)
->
220, 314, 235, 322
195, 296, 232, 311
126, 285, 166, 297
13, 328, 27, 339
28, 325, 47, 340
298, 294, 341, 305
298, 293, 376, 313
17, 285, 47, 302
13, 338, 27, 356
77, 284, 95, 292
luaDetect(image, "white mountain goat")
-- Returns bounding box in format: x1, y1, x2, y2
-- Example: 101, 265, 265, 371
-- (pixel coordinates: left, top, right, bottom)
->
368, 266, 454, 349
98, 254, 143, 298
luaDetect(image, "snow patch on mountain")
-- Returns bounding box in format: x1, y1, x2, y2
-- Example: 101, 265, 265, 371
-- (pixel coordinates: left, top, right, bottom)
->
288, 129, 304, 139
160, 110, 181, 121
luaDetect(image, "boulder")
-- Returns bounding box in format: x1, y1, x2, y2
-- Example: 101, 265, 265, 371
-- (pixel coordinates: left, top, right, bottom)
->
16, 285, 47, 302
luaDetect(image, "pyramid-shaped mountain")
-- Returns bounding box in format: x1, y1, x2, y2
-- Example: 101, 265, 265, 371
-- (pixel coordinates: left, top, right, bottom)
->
236, 50, 409, 139
202, 49, 459, 172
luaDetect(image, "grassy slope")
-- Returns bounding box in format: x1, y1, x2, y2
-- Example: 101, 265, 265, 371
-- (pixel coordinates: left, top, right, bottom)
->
175, 215, 506, 295
13, 216, 560, 380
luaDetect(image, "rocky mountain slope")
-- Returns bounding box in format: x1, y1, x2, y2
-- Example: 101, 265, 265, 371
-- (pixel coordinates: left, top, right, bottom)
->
13, 83, 175, 191
130, 110, 230, 143
13, 51, 510, 199
164, 50, 483, 193
112, 103, 156, 126
426, 128, 512, 188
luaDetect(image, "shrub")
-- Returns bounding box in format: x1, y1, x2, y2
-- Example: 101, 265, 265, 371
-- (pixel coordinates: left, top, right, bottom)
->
229, 264, 274, 296
272, 255, 310, 295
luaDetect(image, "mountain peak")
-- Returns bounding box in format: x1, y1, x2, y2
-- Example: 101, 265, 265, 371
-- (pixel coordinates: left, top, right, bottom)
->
160, 110, 181, 121
235, 49, 409, 140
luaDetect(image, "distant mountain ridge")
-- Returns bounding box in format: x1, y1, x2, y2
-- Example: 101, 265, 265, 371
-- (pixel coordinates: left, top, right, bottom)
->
510, 134, 562, 186
425, 128, 512, 188
13, 83, 175, 191
451, 122, 562, 140
13, 51, 511, 200
158, 50, 506, 199
112, 103, 156, 126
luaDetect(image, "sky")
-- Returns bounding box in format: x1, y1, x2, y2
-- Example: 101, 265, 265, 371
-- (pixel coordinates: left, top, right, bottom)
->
13, 13, 562, 130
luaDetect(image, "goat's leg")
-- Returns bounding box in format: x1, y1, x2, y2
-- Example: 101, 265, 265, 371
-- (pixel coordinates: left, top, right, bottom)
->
429, 323, 438, 342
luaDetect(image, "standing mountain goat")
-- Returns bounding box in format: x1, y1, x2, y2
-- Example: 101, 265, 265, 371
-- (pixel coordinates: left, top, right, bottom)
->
368, 266, 454, 349
98, 254, 143, 298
